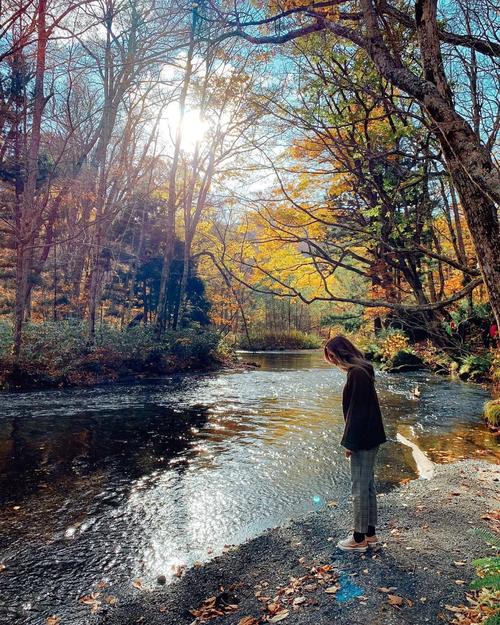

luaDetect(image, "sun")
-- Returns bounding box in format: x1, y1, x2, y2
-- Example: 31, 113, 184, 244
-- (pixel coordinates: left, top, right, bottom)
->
159, 105, 209, 153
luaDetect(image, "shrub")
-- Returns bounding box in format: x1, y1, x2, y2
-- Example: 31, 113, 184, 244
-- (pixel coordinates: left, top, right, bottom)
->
360, 341, 383, 361
459, 352, 492, 381
95, 324, 157, 359
0, 320, 229, 389
237, 329, 321, 350
379, 330, 410, 361
21, 320, 88, 369
483, 400, 500, 428
413, 340, 455, 374
164, 327, 222, 362
384, 349, 425, 372
0, 321, 12, 358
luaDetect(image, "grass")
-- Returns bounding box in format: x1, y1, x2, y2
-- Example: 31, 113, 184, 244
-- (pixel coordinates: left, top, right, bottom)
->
236, 329, 322, 351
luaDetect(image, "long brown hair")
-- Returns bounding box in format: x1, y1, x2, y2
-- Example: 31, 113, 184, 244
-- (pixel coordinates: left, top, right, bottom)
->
324, 335, 371, 373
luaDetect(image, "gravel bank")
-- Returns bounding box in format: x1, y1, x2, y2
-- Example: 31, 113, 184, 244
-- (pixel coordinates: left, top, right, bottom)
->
100, 460, 499, 625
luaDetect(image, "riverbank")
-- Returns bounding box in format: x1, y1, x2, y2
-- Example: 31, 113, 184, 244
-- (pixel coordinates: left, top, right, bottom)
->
99, 460, 499, 625
0, 352, 229, 391
0, 322, 232, 390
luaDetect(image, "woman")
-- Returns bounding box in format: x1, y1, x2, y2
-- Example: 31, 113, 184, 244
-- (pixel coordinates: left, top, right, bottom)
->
324, 335, 386, 552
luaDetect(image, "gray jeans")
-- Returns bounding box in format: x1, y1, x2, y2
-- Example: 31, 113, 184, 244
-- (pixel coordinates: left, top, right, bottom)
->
350, 446, 379, 533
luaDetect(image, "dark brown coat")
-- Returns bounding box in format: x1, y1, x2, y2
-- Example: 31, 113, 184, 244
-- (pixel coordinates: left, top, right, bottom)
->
341, 364, 387, 451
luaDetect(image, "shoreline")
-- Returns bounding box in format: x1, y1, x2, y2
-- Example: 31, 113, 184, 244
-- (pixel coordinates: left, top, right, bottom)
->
96, 459, 499, 625
0, 356, 233, 393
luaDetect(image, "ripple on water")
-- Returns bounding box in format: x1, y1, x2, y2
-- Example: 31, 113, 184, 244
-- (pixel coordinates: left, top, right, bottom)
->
0, 352, 496, 624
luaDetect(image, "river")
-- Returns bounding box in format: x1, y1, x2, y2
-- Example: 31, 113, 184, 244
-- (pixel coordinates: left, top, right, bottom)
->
0, 350, 497, 624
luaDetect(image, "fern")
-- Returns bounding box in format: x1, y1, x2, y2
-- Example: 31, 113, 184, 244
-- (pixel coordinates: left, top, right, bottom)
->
470, 575, 500, 591
472, 528, 500, 550
472, 557, 500, 573
470, 528, 500, 596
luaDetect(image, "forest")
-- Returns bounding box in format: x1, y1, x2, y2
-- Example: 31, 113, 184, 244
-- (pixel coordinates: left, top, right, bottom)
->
0, 3, 499, 625
0, 0, 498, 392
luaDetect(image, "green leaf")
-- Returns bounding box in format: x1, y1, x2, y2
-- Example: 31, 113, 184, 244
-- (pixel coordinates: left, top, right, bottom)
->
470, 574, 500, 591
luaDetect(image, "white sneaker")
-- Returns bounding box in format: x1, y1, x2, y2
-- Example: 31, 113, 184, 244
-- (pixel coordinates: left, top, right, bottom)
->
366, 534, 380, 546
337, 536, 368, 552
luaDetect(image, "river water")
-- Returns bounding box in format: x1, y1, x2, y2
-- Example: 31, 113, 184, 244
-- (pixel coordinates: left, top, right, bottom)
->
0, 351, 497, 624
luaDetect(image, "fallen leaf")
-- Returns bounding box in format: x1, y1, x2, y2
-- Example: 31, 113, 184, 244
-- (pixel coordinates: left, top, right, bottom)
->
104, 595, 118, 605
46, 617, 60, 625
453, 561, 466, 566
0, 564, 5, 572
132, 579, 143, 590
269, 611, 289, 623
79, 592, 101, 605
325, 585, 339, 594
79, 592, 102, 614
189, 592, 239, 621
387, 594, 404, 607
455, 580, 465, 585
378, 584, 396, 594
238, 618, 259, 625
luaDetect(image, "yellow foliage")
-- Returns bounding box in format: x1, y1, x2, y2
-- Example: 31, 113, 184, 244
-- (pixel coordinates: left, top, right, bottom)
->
380, 331, 409, 361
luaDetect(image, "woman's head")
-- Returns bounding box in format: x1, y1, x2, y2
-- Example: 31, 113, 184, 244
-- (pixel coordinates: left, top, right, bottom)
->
324, 335, 369, 371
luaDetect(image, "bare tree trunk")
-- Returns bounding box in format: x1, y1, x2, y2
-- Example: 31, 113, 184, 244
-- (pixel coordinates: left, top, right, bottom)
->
13, 0, 47, 357
156, 9, 197, 335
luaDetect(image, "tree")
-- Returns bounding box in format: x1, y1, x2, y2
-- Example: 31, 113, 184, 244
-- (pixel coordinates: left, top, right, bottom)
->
206, 0, 500, 326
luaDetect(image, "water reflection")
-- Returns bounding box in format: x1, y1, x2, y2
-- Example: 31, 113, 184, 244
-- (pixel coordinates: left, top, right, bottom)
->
0, 352, 497, 624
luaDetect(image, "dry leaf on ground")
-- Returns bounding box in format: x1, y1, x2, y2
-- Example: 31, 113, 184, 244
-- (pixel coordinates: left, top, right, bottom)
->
269, 610, 289, 623
446, 589, 500, 625
378, 587, 397, 593
46, 617, 60, 625
79, 592, 102, 614
238, 617, 259, 625
387, 594, 404, 607
189, 590, 239, 622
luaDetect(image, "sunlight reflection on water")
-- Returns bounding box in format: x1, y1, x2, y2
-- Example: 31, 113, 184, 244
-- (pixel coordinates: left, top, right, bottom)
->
0, 350, 497, 622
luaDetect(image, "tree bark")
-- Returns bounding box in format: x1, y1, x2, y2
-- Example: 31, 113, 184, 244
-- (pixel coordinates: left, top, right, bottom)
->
156, 9, 197, 335
13, 0, 47, 357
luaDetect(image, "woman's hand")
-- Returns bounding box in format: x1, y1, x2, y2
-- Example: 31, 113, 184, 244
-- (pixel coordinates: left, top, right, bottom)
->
345, 450, 352, 459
